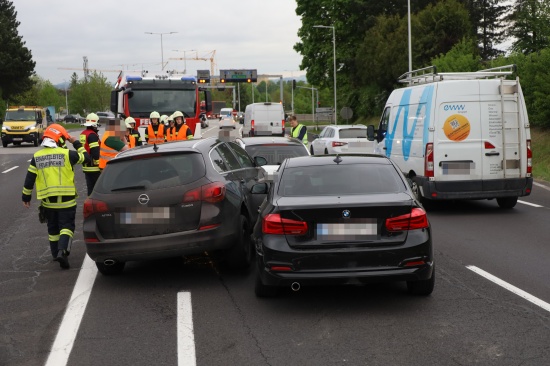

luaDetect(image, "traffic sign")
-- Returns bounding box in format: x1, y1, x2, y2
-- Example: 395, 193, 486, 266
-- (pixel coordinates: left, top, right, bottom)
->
219, 69, 257, 83
197, 70, 210, 83
340, 107, 353, 120
316, 107, 333, 114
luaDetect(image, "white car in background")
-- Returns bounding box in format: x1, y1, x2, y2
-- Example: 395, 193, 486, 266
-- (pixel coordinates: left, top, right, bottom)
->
219, 116, 236, 129
310, 124, 376, 155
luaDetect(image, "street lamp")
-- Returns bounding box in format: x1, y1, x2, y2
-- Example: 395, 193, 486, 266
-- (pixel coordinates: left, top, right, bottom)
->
63, 79, 69, 115
145, 31, 178, 71
285, 69, 299, 114
313, 25, 337, 124
173, 49, 195, 74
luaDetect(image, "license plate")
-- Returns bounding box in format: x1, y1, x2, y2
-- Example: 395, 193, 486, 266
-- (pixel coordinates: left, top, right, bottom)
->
317, 221, 377, 240
117, 207, 172, 224
349, 142, 367, 148
442, 161, 474, 175
13, 138, 23, 141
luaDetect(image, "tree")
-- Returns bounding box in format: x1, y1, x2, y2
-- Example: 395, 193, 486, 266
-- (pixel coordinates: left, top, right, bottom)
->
507, 0, 550, 54
431, 37, 482, 72
0, 0, 35, 101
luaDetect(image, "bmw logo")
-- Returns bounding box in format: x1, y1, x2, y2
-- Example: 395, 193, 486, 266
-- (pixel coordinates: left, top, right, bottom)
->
138, 194, 150, 205
342, 210, 351, 219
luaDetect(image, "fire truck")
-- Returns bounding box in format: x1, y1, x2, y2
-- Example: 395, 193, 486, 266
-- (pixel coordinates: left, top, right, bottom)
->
110, 71, 212, 141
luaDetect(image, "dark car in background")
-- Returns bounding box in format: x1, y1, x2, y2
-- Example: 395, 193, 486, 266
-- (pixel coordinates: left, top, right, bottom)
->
83, 137, 268, 275
63, 114, 84, 123
252, 154, 434, 297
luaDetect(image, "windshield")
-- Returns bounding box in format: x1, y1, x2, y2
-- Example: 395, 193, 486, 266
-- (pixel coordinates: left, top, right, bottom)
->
339, 128, 368, 138
279, 164, 407, 196
128, 89, 196, 117
5, 110, 37, 121
245, 144, 308, 165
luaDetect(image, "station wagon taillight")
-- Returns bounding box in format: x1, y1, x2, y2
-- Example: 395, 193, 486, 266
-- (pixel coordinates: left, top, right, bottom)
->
527, 139, 532, 174
424, 143, 434, 178
262, 213, 308, 235
183, 182, 226, 204
385, 208, 429, 232
332, 141, 348, 147
83, 198, 109, 219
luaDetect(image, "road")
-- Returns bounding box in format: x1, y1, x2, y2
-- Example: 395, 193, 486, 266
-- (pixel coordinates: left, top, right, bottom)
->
1, 120, 550, 365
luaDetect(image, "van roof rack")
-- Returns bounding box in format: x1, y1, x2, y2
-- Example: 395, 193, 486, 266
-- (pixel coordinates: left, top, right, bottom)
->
398, 64, 517, 85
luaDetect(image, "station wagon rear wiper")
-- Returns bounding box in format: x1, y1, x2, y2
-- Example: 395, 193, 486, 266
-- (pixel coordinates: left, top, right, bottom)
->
111, 185, 147, 192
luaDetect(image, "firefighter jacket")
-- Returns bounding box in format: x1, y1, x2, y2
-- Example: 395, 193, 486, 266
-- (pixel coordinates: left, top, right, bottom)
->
173, 124, 193, 140
79, 128, 101, 172
126, 133, 136, 148
131, 129, 142, 146
22, 142, 89, 209
147, 123, 165, 144
291, 124, 308, 145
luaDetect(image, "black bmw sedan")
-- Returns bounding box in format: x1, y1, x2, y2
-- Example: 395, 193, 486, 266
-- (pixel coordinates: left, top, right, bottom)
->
252, 154, 434, 297
83, 137, 267, 275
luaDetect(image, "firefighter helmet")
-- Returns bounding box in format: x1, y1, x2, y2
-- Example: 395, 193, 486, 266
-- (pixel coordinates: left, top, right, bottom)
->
160, 114, 168, 124
84, 113, 99, 127
173, 111, 184, 122
125, 116, 136, 129
43, 124, 70, 145
150, 111, 160, 119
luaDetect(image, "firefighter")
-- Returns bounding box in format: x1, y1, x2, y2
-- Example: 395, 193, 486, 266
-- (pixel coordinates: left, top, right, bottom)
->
124, 117, 142, 148
22, 124, 90, 269
146, 111, 165, 144
79, 113, 101, 196
99, 118, 129, 170
171, 111, 194, 140
289, 115, 308, 146
166, 114, 176, 141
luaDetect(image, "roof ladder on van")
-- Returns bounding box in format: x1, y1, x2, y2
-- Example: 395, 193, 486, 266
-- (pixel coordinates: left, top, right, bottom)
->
500, 77, 521, 178
398, 65, 517, 86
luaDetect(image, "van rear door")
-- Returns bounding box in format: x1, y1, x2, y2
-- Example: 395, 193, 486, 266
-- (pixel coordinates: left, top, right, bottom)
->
434, 81, 483, 183
267, 105, 284, 135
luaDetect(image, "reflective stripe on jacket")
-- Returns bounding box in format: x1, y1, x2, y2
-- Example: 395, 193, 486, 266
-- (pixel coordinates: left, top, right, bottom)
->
80, 129, 101, 172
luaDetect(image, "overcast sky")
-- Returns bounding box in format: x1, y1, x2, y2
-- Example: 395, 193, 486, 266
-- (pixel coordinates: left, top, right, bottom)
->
15, 0, 306, 84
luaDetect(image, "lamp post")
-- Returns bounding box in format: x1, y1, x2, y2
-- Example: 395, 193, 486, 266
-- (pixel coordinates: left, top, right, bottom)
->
313, 25, 337, 124
63, 79, 69, 115
285, 69, 299, 114
145, 31, 178, 71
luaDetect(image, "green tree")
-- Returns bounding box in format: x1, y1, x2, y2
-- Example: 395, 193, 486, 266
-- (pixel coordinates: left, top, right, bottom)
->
431, 37, 482, 72
0, 0, 35, 101
507, 0, 550, 53
68, 72, 112, 115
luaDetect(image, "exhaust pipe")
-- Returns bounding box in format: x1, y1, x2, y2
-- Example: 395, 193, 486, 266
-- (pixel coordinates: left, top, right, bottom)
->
291, 282, 301, 292
103, 259, 116, 266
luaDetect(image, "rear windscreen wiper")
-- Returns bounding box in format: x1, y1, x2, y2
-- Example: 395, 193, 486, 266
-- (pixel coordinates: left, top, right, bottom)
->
111, 185, 146, 192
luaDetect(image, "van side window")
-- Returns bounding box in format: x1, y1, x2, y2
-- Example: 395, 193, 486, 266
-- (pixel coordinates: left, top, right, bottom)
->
378, 107, 390, 142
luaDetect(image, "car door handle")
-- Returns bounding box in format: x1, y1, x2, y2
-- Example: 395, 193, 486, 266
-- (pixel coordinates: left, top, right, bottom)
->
485, 152, 500, 156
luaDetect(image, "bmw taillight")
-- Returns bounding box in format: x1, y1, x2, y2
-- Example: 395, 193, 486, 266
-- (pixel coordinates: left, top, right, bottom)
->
332, 141, 348, 147
183, 182, 226, 203
262, 213, 308, 235
83, 198, 109, 219
424, 143, 434, 178
385, 208, 429, 232
527, 139, 532, 175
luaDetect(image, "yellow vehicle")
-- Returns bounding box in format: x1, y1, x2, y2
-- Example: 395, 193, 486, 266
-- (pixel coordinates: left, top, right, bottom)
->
1, 106, 46, 147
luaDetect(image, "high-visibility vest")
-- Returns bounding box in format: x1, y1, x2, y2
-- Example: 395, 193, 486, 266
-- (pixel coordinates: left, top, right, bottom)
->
126, 134, 136, 148
99, 131, 119, 169
291, 124, 308, 145
80, 129, 100, 172
165, 126, 175, 141
173, 124, 192, 140
32, 147, 79, 208
147, 124, 165, 144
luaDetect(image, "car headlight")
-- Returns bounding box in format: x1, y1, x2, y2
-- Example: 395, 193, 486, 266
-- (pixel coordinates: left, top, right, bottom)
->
26, 125, 37, 131
2, 126, 8, 131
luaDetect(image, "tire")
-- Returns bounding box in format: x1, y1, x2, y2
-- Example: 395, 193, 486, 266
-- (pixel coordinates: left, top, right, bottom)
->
2, 141, 7, 148
255, 270, 279, 297
310, 146, 315, 155
324, 148, 329, 155
407, 267, 435, 296
33, 136, 39, 147
497, 196, 518, 209
225, 215, 252, 270
96, 261, 125, 275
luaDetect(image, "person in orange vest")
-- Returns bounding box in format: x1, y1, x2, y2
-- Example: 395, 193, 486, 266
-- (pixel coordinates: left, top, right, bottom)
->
171, 111, 194, 140
99, 118, 129, 170
146, 111, 165, 145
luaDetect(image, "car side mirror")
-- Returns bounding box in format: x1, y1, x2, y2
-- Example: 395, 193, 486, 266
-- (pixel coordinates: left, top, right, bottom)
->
251, 182, 269, 194
367, 125, 375, 141
254, 156, 268, 166
310, 133, 319, 140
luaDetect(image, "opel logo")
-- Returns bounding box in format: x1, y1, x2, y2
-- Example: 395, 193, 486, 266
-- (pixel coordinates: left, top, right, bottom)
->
342, 210, 350, 218
138, 194, 150, 205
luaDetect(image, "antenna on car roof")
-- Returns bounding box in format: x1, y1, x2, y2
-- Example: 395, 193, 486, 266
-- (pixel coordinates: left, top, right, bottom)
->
333, 155, 342, 164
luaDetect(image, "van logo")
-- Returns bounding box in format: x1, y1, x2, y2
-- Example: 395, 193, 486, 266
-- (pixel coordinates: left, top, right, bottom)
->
444, 104, 465, 111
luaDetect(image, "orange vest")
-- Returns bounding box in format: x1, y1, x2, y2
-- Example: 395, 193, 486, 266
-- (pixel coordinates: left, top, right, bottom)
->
147, 124, 165, 144
173, 124, 191, 140
166, 126, 176, 141
99, 131, 119, 169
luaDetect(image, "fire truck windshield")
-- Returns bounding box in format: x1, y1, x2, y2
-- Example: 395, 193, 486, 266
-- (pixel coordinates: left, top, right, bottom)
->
128, 89, 196, 117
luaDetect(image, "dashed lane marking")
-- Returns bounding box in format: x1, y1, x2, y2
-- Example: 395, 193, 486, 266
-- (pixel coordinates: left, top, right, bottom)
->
178, 292, 196, 366
2, 166, 18, 173
518, 200, 543, 208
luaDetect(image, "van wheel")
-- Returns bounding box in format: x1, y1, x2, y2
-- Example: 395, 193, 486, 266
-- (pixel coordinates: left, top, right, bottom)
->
2, 141, 7, 148
497, 196, 518, 209
33, 136, 39, 147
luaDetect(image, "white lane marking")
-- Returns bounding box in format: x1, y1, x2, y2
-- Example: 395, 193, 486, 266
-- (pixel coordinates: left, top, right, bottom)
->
533, 181, 550, 191
45, 255, 98, 366
177, 292, 196, 366
2, 166, 18, 173
518, 200, 543, 208
467, 265, 550, 313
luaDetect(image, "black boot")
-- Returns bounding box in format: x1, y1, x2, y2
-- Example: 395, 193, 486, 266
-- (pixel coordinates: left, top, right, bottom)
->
54, 250, 70, 269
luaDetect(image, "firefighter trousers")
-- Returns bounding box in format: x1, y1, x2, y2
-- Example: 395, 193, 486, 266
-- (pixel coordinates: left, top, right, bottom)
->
46, 206, 76, 258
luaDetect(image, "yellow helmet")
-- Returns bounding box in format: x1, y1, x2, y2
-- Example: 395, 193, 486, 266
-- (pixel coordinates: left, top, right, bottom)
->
84, 113, 99, 127
150, 111, 160, 119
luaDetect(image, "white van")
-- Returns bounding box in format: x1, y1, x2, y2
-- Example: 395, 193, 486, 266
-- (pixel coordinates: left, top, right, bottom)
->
243, 102, 285, 137
372, 65, 533, 209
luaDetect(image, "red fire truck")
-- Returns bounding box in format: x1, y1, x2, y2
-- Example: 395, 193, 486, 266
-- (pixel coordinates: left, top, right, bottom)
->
111, 71, 211, 139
